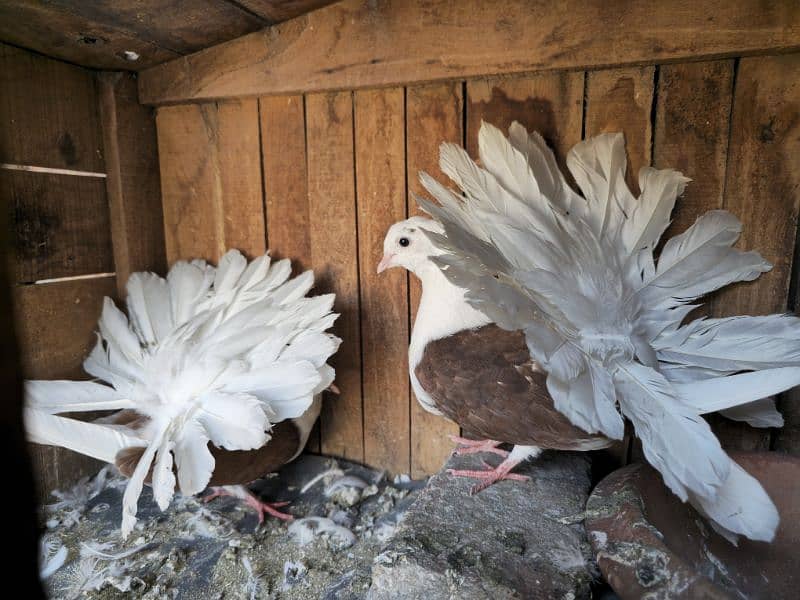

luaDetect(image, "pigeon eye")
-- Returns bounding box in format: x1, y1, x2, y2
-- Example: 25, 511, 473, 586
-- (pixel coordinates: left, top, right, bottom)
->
399, 237, 410, 247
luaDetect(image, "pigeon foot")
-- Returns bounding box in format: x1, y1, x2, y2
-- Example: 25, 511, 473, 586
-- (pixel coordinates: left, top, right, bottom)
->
449, 435, 509, 458
447, 457, 529, 494
204, 486, 294, 523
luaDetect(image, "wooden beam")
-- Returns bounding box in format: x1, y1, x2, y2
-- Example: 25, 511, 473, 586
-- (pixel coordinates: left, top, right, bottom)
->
139, 0, 800, 105
98, 72, 166, 296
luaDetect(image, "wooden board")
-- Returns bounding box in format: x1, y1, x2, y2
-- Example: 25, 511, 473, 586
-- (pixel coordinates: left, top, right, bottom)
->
0, 1, 335, 71
156, 99, 265, 264
654, 61, 734, 240
0, 44, 104, 172
0, 2, 179, 71
652, 61, 753, 449
585, 66, 655, 195
466, 72, 584, 168
711, 55, 800, 452
259, 94, 320, 452
14, 277, 116, 501
406, 81, 463, 477
260, 95, 312, 272
234, 0, 337, 23
3, 170, 114, 283
98, 72, 166, 296
354, 87, 410, 474
138, 0, 800, 105
305, 91, 364, 463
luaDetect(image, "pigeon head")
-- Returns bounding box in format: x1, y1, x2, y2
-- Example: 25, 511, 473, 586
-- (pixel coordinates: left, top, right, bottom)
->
378, 217, 444, 275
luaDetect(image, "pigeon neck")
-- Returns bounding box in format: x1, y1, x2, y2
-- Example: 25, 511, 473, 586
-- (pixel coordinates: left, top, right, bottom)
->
409, 261, 490, 368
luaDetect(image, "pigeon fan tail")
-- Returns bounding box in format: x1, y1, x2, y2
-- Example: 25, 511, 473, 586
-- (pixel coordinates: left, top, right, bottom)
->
418, 120, 800, 542
24, 249, 340, 537
691, 460, 779, 544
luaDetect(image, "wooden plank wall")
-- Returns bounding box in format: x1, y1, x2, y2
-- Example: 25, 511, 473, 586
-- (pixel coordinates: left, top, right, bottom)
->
154, 51, 800, 474
0, 44, 165, 500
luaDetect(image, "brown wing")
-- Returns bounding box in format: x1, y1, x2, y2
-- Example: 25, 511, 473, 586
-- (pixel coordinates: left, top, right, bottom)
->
115, 420, 301, 486
415, 325, 610, 450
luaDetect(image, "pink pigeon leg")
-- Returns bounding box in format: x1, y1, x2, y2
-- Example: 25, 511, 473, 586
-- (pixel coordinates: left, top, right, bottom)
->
447, 458, 530, 494
449, 434, 509, 458
447, 445, 541, 495
204, 485, 294, 522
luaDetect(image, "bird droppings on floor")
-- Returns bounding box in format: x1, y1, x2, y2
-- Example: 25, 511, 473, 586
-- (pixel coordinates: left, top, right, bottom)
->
40, 454, 424, 599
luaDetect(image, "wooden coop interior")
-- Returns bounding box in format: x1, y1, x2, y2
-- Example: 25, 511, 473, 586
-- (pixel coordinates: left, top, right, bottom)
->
1, 0, 799, 505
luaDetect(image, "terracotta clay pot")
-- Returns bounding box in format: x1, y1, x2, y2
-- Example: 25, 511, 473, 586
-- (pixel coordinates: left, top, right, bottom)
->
585, 452, 800, 599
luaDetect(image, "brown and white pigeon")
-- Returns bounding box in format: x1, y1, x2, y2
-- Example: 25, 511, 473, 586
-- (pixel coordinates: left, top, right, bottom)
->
25, 250, 340, 537
379, 121, 800, 543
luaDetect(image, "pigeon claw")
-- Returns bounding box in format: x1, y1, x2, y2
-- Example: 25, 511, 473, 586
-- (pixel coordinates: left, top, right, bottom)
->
204, 486, 294, 522
449, 435, 509, 458
447, 458, 529, 495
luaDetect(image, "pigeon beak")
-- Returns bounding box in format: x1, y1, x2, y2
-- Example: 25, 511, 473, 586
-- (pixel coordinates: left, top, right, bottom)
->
377, 253, 396, 274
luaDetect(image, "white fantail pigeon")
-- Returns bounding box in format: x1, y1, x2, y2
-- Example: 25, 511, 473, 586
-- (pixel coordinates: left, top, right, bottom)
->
25, 250, 340, 537
378, 121, 800, 544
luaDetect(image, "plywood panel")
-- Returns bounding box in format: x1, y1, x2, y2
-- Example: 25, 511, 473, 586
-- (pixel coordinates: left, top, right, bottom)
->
713, 55, 800, 452
98, 72, 166, 296
406, 82, 463, 477
355, 87, 410, 474
3, 170, 113, 283
156, 99, 264, 264
585, 66, 655, 195
0, 44, 104, 172
306, 91, 364, 463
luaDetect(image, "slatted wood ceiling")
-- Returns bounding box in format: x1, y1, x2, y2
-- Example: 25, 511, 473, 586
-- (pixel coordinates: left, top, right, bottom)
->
154, 53, 800, 474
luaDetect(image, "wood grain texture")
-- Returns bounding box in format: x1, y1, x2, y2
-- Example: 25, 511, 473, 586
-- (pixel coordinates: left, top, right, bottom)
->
234, 0, 337, 23
98, 72, 166, 296
139, 0, 800, 105
406, 82, 462, 477
585, 66, 655, 195
652, 60, 752, 449
3, 170, 113, 283
355, 87, 410, 474
0, 2, 179, 71
260, 95, 312, 272
156, 99, 264, 264
466, 72, 584, 169
259, 94, 320, 452
305, 91, 363, 462
711, 55, 800, 452
655, 61, 734, 240
14, 277, 116, 500
0, 44, 104, 171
